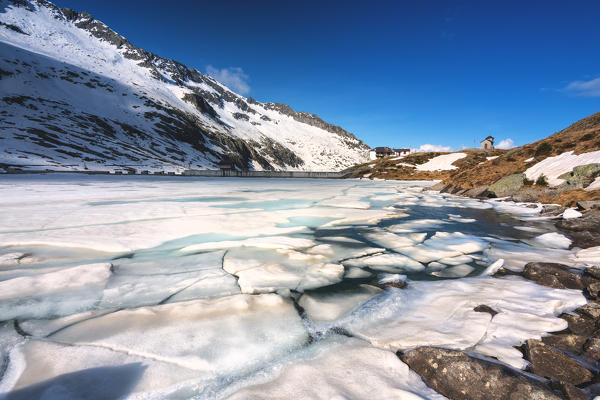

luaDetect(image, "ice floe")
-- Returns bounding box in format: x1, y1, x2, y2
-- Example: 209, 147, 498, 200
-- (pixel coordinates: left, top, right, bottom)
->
563, 208, 583, 219
299, 285, 383, 323
225, 337, 446, 400
339, 277, 585, 369
224, 248, 344, 293
0, 263, 111, 320
531, 232, 572, 249
49, 294, 308, 378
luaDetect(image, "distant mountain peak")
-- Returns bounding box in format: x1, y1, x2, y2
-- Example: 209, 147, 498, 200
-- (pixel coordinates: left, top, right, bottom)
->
0, 0, 368, 172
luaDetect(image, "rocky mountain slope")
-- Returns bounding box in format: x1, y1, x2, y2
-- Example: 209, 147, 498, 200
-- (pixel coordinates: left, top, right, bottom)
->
0, 0, 369, 173
348, 111, 600, 206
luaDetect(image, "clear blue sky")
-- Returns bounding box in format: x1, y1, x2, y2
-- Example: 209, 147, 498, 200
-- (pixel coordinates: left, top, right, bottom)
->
56, 0, 600, 150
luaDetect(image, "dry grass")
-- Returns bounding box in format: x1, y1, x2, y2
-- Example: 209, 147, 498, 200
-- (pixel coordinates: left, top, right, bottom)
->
346, 110, 600, 206
538, 189, 600, 207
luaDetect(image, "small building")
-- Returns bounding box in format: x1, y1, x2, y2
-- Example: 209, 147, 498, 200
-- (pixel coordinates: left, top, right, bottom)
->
394, 148, 411, 157
369, 147, 411, 160
481, 136, 495, 151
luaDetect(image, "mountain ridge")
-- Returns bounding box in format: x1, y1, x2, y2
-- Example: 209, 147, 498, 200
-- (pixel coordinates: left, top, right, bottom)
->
0, 0, 369, 173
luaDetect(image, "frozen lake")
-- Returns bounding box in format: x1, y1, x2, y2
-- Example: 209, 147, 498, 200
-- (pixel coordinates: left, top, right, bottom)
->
0, 175, 587, 399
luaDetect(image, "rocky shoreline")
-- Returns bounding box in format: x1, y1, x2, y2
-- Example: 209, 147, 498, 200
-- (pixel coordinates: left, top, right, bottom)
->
393, 190, 600, 399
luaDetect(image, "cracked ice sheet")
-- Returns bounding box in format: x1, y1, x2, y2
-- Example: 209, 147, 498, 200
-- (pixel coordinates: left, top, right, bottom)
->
46, 294, 308, 386
396, 232, 487, 264
98, 268, 240, 309
224, 248, 344, 293
0, 263, 111, 320
0, 206, 395, 253
0, 340, 201, 400
343, 253, 424, 273
338, 277, 585, 369
223, 337, 447, 400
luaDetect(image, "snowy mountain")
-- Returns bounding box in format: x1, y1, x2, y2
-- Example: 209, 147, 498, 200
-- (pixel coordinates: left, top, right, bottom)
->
0, 0, 369, 173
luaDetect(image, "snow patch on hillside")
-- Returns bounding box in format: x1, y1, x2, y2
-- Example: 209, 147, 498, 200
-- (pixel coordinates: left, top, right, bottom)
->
416, 153, 467, 171
524, 150, 600, 186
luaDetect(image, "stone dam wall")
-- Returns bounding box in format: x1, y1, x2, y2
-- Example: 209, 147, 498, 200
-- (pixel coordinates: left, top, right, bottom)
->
182, 169, 345, 179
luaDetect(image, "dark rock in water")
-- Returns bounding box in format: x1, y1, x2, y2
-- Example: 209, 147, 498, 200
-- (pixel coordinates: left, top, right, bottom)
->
439, 184, 456, 193
425, 182, 447, 191
399, 347, 562, 400
381, 281, 408, 289
577, 200, 600, 211
541, 204, 567, 217
549, 380, 588, 400
560, 313, 597, 336
522, 262, 584, 290
583, 337, 600, 360
474, 304, 498, 316
524, 339, 593, 385
556, 210, 600, 249
464, 185, 494, 198
542, 334, 587, 354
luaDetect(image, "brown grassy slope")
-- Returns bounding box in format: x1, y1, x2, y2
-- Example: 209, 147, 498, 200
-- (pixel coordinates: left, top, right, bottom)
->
445, 111, 600, 188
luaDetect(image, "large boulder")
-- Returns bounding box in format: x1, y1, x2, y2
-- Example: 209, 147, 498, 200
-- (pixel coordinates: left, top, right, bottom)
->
522, 262, 584, 290
556, 210, 600, 249
558, 163, 600, 189
464, 185, 494, 198
399, 347, 562, 400
524, 339, 593, 385
489, 174, 525, 197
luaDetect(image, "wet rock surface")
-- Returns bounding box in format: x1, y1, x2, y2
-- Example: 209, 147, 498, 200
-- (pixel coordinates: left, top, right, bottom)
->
524, 339, 594, 385
522, 262, 585, 290
473, 304, 498, 316
399, 347, 562, 400
549, 381, 588, 400
542, 334, 587, 354
556, 210, 600, 249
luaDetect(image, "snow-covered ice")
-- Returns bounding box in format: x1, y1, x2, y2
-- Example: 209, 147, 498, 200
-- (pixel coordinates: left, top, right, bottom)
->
0, 175, 590, 399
